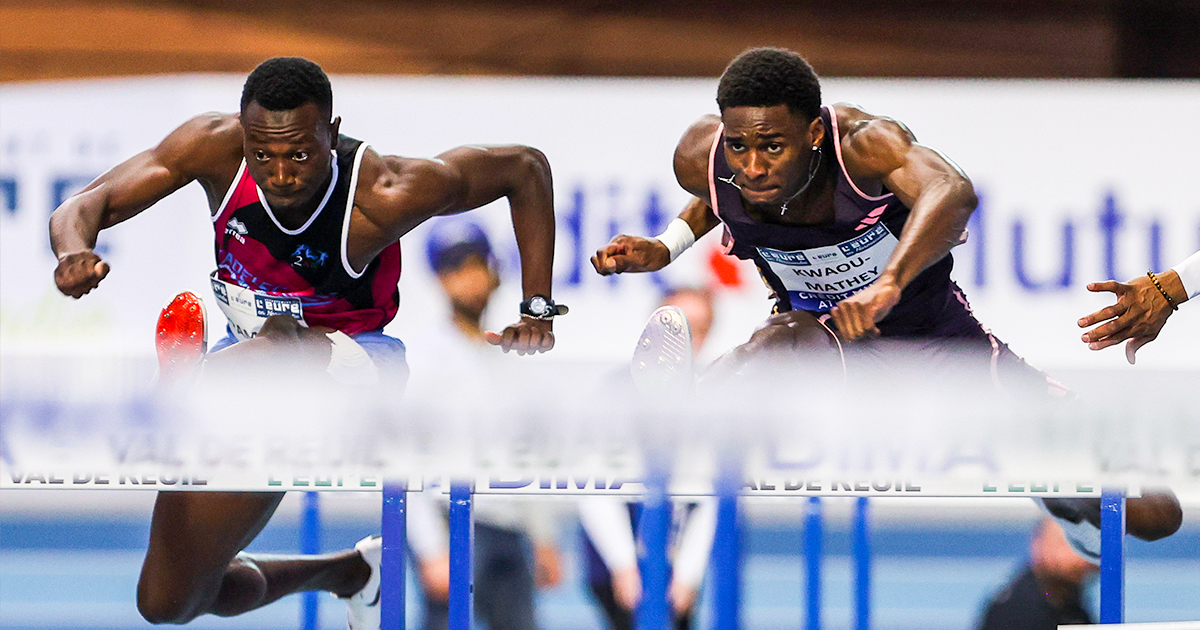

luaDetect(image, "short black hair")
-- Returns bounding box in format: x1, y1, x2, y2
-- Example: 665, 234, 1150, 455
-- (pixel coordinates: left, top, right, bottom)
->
240, 57, 333, 115
716, 48, 821, 121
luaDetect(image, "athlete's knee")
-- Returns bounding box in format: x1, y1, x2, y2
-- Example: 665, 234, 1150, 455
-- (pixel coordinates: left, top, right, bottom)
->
209, 556, 268, 617
137, 554, 265, 622
257, 314, 305, 340
137, 577, 202, 624
1127, 490, 1183, 541
752, 311, 837, 353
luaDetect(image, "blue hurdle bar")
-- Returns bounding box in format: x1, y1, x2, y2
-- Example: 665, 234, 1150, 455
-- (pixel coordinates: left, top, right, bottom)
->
448, 481, 475, 630
1099, 489, 1126, 624
301, 492, 321, 630
636, 472, 672, 630
852, 497, 870, 630
381, 482, 407, 630
712, 478, 742, 630
804, 497, 823, 630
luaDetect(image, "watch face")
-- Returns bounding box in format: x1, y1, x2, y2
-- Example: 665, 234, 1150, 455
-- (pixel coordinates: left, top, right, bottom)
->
528, 296, 548, 316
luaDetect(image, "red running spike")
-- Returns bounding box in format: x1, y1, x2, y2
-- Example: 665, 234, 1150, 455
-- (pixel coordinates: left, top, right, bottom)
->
155, 292, 207, 383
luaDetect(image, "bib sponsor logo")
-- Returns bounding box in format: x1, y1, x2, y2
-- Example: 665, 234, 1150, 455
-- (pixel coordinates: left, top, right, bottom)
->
254, 294, 303, 319
757, 223, 898, 312
210, 278, 229, 305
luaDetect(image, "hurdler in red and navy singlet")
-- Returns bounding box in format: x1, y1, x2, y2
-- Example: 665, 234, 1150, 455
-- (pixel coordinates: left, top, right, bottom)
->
210, 136, 400, 340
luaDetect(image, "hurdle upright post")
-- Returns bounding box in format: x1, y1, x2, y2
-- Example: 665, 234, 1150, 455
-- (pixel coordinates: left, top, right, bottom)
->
636, 470, 671, 630
301, 492, 321, 630
852, 497, 870, 630
1099, 488, 1126, 624
448, 480, 475, 630
381, 481, 407, 630
804, 496, 823, 630
712, 471, 742, 630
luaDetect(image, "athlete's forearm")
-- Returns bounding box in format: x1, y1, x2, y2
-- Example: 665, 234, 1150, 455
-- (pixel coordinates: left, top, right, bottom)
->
879, 178, 976, 290
679, 196, 720, 240
49, 186, 110, 257
506, 147, 556, 299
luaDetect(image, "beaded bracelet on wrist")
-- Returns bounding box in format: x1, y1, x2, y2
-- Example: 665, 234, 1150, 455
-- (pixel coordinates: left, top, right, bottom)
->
1147, 270, 1179, 311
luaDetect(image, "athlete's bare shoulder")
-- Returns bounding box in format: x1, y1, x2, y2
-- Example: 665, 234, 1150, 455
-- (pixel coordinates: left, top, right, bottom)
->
673, 115, 721, 199
352, 147, 461, 230
830, 103, 918, 179
156, 112, 245, 184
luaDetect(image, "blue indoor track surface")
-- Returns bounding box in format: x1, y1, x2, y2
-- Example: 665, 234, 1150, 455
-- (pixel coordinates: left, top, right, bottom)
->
3, 511, 1198, 630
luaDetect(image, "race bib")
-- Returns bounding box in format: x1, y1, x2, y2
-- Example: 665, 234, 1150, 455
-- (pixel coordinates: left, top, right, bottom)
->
210, 271, 307, 341
756, 223, 898, 312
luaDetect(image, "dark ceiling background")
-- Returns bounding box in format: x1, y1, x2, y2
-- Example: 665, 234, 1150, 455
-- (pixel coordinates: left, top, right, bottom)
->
3, 0, 1199, 81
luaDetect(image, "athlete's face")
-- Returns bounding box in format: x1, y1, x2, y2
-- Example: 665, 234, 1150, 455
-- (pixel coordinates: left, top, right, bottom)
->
242, 101, 341, 212
720, 105, 824, 208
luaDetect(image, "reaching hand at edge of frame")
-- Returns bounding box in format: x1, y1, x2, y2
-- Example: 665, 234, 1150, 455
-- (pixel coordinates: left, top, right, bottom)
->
1078, 270, 1187, 365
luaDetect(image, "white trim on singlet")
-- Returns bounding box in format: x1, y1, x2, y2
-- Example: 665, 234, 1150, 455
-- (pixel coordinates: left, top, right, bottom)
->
212, 160, 248, 222
340, 142, 371, 278
827, 106, 894, 202
256, 152, 340, 236
707, 123, 723, 218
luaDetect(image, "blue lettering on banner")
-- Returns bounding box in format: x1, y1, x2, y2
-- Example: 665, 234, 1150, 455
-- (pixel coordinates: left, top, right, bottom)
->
254, 295, 303, 319
1013, 218, 1074, 290
550, 182, 1200, 297
0, 176, 17, 216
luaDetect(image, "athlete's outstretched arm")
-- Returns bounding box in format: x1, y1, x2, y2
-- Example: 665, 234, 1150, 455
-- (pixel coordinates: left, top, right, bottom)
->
829, 107, 977, 340
361, 144, 556, 354
592, 197, 718, 275
592, 116, 721, 276
49, 114, 240, 298
1078, 251, 1196, 364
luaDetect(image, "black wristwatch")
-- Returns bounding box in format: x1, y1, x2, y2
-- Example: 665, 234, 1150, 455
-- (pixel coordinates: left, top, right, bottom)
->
519, 295, 569, 320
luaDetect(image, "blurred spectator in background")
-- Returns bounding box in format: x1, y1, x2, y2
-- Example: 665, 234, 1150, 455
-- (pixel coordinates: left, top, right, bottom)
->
977, 518, 1097, 629
406, 219, 564, 630
579, 286, 719, 630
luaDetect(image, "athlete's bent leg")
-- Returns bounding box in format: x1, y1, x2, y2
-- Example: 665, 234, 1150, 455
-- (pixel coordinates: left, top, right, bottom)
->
701, 311, 842, 382
203, 315, 334, 371
137, 491, 370, 623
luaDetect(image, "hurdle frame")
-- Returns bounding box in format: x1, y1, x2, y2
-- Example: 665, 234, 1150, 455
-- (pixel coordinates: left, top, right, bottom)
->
368, 485, 1128, 630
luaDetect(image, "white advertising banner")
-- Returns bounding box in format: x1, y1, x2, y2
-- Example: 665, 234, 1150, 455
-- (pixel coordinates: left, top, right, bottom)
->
2, 75, 1199, 372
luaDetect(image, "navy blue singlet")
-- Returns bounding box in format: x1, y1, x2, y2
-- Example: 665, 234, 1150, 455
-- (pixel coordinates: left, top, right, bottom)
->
708, 106, 957, 337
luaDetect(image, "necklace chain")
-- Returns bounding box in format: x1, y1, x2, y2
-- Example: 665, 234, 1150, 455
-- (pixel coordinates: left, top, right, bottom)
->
780, 147, 823, 216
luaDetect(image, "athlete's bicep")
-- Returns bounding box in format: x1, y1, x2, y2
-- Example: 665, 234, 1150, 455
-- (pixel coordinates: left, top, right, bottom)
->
81, 151, 195, 227
433, 145, 552, 214
78, 114, 238, 226
881, 144, 974, 212
845, 116, 972, 209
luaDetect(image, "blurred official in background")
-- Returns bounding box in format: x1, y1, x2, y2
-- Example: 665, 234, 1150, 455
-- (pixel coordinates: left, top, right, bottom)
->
406, 219, 565, 630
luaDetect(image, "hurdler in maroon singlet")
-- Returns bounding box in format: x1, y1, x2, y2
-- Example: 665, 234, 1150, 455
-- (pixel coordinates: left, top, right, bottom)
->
212, 136, 400, 336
